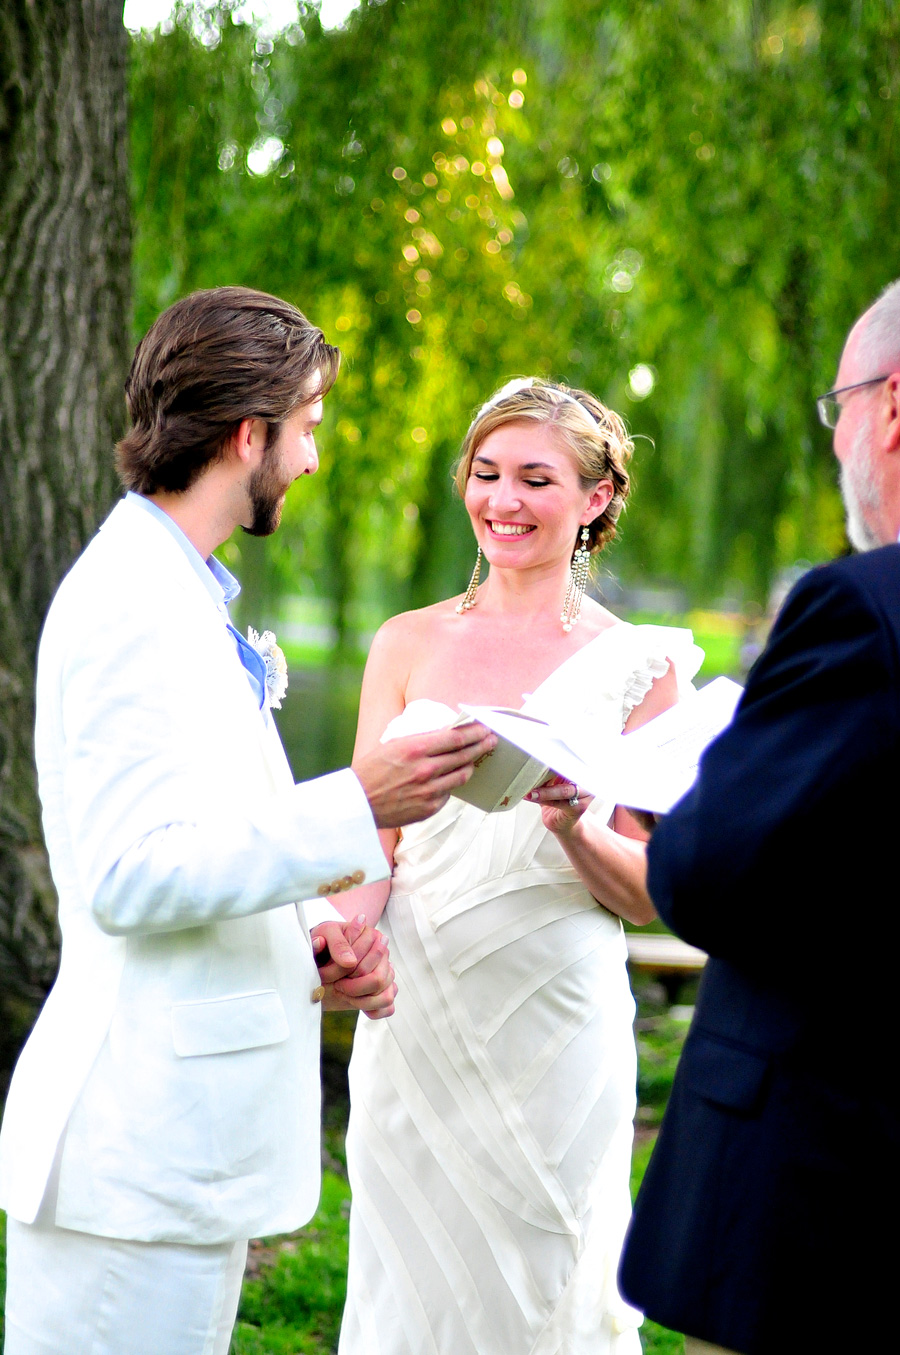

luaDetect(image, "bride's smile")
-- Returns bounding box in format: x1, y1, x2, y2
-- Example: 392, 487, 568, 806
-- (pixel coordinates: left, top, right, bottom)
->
465, 420, 611, 575
487, 520, 535, 535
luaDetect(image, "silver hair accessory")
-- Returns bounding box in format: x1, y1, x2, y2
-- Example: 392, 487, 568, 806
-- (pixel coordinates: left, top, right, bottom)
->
474, 377, 601, 429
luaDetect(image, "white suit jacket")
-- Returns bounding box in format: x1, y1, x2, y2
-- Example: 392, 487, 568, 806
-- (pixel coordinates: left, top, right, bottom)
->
0, 498, 387, 1243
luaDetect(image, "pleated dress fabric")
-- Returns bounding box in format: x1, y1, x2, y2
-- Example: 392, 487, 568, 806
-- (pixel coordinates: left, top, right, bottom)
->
339, 624, 702, 1355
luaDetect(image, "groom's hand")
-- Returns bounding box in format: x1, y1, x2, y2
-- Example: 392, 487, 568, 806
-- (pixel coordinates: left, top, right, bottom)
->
312, 919, 365, 976
312, 915, 397, 1020
353, 723, 496, 828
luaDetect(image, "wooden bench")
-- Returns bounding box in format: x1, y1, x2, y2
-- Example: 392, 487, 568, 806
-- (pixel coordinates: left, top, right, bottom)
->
626, 932, 707, 1003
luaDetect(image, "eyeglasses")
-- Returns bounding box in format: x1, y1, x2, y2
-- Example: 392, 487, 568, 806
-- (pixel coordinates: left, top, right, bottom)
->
816, 376, 890, 429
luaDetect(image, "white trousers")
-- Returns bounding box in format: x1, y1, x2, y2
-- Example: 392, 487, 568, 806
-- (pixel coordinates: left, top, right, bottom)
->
3, 1216, 247, 1355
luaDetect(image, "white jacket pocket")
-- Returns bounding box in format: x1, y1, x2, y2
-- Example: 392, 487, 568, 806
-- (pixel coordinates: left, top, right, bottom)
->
171, 990, 290, 1058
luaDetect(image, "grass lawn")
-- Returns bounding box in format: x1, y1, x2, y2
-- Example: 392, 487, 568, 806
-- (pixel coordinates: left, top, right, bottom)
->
630, 1136, 684, 1355
231, 1171, 352, 1354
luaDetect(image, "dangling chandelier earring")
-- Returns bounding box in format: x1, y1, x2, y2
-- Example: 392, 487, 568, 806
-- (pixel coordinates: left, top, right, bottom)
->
561, 527, 591, 633
456, 546, 483, 613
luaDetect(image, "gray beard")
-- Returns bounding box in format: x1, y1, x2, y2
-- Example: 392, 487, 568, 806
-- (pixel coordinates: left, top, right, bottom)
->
840, 416, 883, 552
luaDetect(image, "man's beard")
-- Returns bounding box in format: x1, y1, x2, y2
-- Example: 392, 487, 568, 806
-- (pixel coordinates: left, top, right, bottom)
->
243, 434, 289, 537
840, 411, 884, 552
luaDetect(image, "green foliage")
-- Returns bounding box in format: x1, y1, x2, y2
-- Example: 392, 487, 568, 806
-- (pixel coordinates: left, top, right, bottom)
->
542, 0, 898, 598
128, 1, 900, 637
688, 611, 744, 682
131, 0, 541, 640
635, 1013, 688, 1125
635, 1012, 691, 1125
272, 662, 366, 781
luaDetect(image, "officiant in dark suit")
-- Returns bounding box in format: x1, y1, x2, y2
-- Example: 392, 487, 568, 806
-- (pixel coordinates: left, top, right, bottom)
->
619, 283, 900, 1355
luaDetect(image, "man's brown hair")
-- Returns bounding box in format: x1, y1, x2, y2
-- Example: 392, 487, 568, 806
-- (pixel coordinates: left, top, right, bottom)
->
116, 286, 340, 494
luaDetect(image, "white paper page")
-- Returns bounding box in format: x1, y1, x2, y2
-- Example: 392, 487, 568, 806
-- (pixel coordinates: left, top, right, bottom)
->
603, 677, 743, 813
458, 706, 603, 795
461, 676, 743, 815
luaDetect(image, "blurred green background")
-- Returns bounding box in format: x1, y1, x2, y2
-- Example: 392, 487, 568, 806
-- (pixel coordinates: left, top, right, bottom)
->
129, 0, 900, 658
126, 0, 900, 772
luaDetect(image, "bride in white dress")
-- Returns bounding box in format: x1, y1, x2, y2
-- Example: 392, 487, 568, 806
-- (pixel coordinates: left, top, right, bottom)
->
335, 379, 702, 1355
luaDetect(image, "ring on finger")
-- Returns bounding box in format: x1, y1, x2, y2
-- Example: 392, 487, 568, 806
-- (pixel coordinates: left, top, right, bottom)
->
569, 795, 579, 807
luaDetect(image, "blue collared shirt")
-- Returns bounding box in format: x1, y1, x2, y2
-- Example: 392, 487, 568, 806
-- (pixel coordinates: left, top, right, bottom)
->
126, 492, 268, 710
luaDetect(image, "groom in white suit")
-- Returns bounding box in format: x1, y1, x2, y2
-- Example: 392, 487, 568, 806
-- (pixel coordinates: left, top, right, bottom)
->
0, 286, 494, 1355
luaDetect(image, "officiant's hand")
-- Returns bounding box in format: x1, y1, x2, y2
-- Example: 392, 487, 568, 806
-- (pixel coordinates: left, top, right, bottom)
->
526, 777, 592, 836
312, 915, 397, 1019
354, 723, 497, 828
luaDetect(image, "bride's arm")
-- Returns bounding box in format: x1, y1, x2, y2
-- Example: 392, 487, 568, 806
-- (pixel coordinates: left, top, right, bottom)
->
527, 659, 681, 926
327, 619, 410, 928
529, 799, 654, 925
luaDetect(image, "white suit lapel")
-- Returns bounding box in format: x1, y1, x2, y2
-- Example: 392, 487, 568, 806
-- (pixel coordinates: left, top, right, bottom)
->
102, 499, 284, 795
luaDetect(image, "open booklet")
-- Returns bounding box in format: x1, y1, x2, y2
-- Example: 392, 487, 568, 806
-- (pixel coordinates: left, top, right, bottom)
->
453, 675, 743, 815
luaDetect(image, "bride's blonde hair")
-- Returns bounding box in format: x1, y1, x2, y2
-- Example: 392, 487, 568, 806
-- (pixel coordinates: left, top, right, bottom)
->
454, 378, 633, 552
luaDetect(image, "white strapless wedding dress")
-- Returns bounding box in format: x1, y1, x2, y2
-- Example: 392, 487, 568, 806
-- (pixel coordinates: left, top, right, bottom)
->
339, 623, 702, 1355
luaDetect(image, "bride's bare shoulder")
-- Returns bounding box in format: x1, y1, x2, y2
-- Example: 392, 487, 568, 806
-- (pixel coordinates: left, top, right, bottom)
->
368, 598, 459, 661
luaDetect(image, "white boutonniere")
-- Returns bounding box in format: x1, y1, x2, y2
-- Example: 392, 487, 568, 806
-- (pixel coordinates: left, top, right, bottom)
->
247, 627, 289, 709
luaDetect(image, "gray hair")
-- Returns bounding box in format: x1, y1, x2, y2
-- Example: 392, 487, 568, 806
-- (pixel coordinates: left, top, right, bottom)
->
857, 279, 900, 375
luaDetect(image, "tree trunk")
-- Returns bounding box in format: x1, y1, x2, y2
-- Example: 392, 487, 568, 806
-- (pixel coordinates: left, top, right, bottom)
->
0, 0, 131, 1088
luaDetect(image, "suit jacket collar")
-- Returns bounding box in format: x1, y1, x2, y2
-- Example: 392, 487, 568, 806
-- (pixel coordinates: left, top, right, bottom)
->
123, 491, 241, 614
99, 497, 292, 790
100, 496, 241, 626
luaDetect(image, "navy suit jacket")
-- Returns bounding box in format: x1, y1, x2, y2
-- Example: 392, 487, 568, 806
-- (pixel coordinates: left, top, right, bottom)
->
619, 547, 900, 1353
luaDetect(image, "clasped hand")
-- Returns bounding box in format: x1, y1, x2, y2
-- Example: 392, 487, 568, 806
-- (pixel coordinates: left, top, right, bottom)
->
311, 915, 397, 1020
